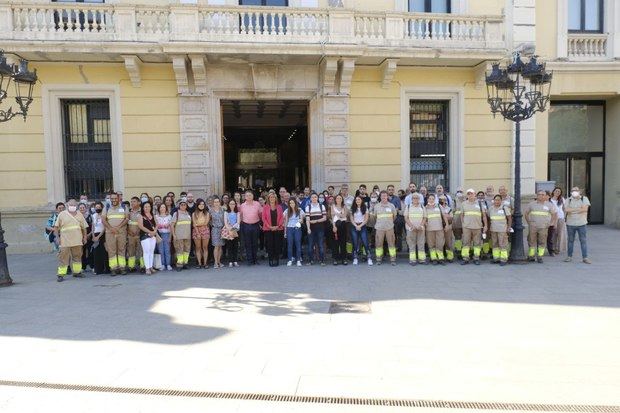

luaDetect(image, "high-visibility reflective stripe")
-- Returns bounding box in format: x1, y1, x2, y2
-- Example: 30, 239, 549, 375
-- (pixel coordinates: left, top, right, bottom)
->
118, 257, 127, 267
454, 211, 462, 215
176, 221, 191, 225
376, 213, 393, 218
445, 250, 454, 260
528, 247, 536, 257
537, 247, 545, 257
375, 248, 384, 257
107, 214, 126, 219
464, 211, 480, 216
57, 266, 68, 275
409, 252, 416, 261
408, 213, 424, 218
388, 248, 396, 257
71, 263, 82, 273
530, 211, 550, 216
473, 247, 481, 257
427, 214, 441, 219
417, 251, 427, 260
436, 250, 445, 260
430, 250, 437, 260
128, 222, 139, 226
490, 216, 505, 220
61, 225, 81, 231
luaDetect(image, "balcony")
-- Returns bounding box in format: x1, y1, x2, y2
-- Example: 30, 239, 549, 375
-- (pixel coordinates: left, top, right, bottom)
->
567, 33, 609, 60
0, 2, 506, 60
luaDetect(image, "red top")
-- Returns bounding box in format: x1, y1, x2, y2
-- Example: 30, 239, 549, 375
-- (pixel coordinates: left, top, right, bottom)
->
239, 200, 262, 224
262, 204, 284, 231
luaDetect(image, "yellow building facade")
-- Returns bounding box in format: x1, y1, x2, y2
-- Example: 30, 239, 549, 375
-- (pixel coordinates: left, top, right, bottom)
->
0, 0, 619, 253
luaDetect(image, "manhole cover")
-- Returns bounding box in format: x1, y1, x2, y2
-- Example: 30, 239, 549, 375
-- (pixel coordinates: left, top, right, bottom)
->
328, 301, 371, 314
93, 284, 122, 288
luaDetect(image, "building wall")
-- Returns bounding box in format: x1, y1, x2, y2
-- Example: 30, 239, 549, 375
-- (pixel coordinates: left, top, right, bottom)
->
0, 62, 181, 211
348, 66, 512, 191
605, 97, 620, 227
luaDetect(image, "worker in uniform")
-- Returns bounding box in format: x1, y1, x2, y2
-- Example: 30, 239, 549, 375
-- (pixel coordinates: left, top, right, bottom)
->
425, 194, 449, 265
404, 193, 426, 265
524, 190, 557, 263
438, 194, 455, 263
127, 197, 145, 273
172, 199, 192, 271
102, 192, 129, 275
452, 188, 465, 258
477, 190, 491, 258
372, 190, 397, 265
488, 194, 512, 266
53, 199, 88, 282
460, 188, 488, 265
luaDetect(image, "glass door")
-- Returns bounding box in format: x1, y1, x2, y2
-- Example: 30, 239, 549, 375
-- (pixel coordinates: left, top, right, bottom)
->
548, 154, 603, 224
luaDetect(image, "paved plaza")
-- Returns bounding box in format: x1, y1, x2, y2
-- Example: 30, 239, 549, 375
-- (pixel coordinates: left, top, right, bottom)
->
1, 226, 620, 412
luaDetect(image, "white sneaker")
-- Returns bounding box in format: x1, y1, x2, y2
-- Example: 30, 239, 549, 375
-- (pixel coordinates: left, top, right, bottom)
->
353, 258, 358, 265
234, 262, 239, 267
229, 262, 233, 268
287, 260, 293, 267
296, 260, 302, 267
368, 258, 373, 266
167, 265, 173, 271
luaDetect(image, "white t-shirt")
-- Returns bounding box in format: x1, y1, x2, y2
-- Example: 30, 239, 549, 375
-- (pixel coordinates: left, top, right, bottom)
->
92, 213, 105, 233
353, 210, 364, 223
550, 198, 565, 220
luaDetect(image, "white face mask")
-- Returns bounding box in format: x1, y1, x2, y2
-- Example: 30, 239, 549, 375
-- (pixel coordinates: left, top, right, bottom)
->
90, 207, 96, 214
318, 197, 325, 203
371, 197, 378, 203
68, 205, 77, 213
141, 197, 148, 203
571, 191, 580, 198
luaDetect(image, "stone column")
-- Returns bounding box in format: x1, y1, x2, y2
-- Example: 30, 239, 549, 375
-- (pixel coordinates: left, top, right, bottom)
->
179, 96, 212, 200
319, 58, 355, 189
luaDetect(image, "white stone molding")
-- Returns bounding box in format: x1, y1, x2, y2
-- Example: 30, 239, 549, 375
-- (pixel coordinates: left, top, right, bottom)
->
172, 55, 191, 94
380, 59, 398, 89
337, 58, 355, 95
557, 0, 568, 59
189, 54, 208, 94
42, 85, 124, 204
320, 57, 339, 95
400, 87, 464, 191
122, 55, 142, 88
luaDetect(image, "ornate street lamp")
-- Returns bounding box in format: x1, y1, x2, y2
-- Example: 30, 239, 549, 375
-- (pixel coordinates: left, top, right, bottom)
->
0, 50, 38, 286
0, 50, 38, 123
485, 52, 552, 261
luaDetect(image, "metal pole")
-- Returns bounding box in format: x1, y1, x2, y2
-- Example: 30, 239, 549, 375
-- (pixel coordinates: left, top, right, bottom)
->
0, 211, 13, 286
510, 120, 526, 261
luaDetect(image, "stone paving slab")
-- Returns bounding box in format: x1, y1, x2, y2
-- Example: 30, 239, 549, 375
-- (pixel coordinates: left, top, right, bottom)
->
1, 226, 620, 412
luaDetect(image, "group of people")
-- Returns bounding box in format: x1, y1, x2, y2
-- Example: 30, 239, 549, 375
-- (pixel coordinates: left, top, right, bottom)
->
47, 182, 592, 282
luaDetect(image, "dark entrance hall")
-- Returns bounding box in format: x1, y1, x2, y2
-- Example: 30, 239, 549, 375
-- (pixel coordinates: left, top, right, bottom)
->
221, 100, 309, 192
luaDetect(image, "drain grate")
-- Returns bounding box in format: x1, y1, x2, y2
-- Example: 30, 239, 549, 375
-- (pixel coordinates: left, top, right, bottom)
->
1, 380, 618, 412
328, 301, 371, 314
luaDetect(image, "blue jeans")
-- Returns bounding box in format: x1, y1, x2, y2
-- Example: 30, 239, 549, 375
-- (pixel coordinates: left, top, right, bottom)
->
286, 227, 302, 262
307, 224, 325, 262
350, 225, 370, 259
158, 232, 172, 267
567, 224, 588, 258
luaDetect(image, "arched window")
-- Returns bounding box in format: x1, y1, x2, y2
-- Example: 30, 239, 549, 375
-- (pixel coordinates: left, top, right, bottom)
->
240, 0, 289, 6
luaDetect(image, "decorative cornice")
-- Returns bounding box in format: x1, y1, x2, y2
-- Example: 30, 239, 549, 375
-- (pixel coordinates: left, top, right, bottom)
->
189, 54, 207, 94
171, 55, 190, 94
338, 58, 355, 95
122, 55, 141, 88
320, 57, 339, 95
380, 58, 398, 89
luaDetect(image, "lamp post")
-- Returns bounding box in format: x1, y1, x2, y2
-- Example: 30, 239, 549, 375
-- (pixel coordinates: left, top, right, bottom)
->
485, 52, 552, 261
0, 50, 38, 286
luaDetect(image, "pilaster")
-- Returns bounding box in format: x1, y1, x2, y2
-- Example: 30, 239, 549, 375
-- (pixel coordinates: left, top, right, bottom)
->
179, 95, 211, 200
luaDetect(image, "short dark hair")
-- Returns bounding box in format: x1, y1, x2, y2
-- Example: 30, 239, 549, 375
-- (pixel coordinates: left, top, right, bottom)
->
387, 184, 395, 189
55, 202, 65, 209
131, 196, 140, 202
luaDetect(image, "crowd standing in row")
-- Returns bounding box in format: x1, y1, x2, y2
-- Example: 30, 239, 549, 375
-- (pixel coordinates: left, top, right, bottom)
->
47, 183, 592, 282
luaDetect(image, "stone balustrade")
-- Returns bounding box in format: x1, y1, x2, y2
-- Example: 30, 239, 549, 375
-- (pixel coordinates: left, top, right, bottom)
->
567, 33, 609, 59
0, 2, 505, 51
